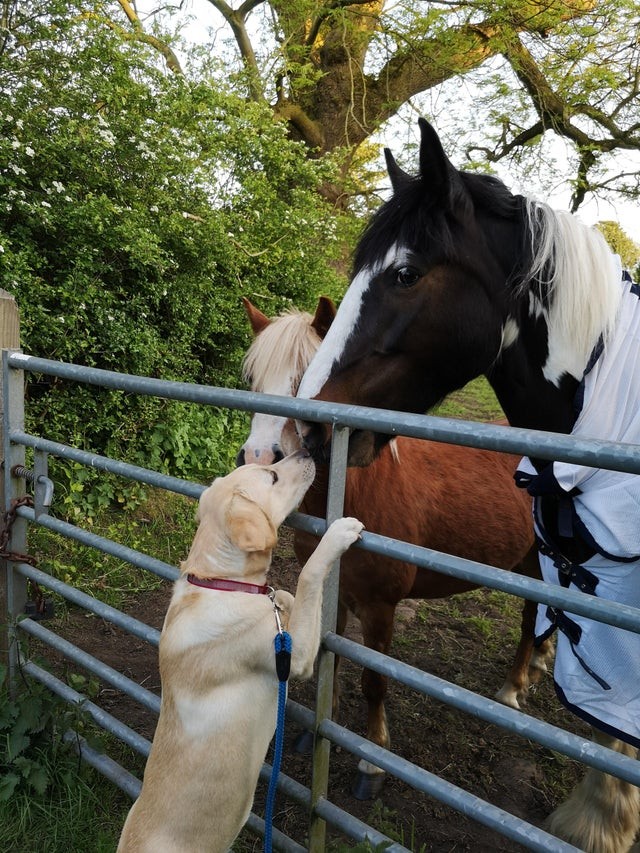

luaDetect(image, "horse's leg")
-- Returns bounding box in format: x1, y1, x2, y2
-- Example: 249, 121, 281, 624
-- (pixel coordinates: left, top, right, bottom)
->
496, 545, 554, 708
495, 597, 554, 709
495, 596, 537, 709
352, 602, 396, 800
546, 728, 640, 853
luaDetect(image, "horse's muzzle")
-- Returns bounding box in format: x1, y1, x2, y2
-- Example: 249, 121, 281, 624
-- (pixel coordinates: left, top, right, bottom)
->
300, 420, 387, 468
299, 420, 331, 464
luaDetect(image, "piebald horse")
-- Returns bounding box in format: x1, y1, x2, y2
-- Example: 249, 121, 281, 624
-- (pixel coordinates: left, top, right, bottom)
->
298, 119, 640, 852
239, 295, 551, 797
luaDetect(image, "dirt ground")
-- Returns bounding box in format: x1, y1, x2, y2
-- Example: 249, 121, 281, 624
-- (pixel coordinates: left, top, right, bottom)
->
40, 528, 590, 852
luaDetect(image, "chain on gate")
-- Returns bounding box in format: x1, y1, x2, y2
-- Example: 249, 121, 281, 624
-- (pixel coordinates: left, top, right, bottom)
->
0, 494, 54, 619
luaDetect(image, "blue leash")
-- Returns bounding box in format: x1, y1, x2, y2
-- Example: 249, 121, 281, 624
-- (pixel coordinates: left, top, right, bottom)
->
263, 627, 292, 853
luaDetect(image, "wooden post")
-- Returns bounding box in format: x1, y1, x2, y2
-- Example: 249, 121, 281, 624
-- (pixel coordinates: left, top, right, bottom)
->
0, 289, 24, 677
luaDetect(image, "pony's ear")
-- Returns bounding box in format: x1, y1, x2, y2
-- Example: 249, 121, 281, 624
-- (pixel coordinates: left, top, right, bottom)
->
311, 296, 336, 340
242, 297, 271, 336
417, 118, 454, 205
384, 148, 413, 194
226, 491, 277, 553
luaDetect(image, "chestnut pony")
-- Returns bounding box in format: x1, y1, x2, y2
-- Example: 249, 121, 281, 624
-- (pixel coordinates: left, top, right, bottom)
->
239, 296, 551, 798
298, 119, 640, 851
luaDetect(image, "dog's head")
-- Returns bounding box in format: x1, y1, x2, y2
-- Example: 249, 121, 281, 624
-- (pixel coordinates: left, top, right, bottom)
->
184, 449, 316, 575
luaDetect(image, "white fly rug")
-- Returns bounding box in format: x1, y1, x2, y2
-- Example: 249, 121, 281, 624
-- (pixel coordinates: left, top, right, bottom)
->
518, 271, 640, 746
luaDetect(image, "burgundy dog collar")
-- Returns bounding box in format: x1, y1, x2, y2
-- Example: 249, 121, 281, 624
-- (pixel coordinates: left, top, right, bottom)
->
186, 574, 271, 595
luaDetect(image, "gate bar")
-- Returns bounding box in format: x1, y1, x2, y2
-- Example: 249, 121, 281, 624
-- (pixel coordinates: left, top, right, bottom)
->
22, 660, 152, 757
15, 562, 161, 646
10, 431, 203, 500
325, 633, 640, 787
9, 353, 640, 473
17, 505, 179, 582
292, 512, 640, 633
19, 618, 161, 714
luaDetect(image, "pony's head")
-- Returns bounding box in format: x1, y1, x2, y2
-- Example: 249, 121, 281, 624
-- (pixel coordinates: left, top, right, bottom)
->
236, 296, 336, 466
298, 119, 621, 463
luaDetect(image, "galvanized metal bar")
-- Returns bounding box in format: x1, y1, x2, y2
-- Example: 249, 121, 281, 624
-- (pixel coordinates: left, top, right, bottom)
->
16, 504, 179, 582
11, 430, 204, 500
309, 423, 350, 853
288, 700, 577, 852
63, 731, 142, 801
290, 512, 640, 633
1, 349, 27, 689
244, 814, 307, 853
15, 563, 161, 646
260, 757, 409, 851
8, 352, 640, 474
324, 633, 640, 787
317, 716, 580, 853
22, 660, 152, 757
18, 618, 161, 714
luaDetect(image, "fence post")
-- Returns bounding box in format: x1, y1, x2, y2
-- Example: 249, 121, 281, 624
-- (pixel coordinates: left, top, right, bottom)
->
0, 289, 25, 681
308, 423, 349, 851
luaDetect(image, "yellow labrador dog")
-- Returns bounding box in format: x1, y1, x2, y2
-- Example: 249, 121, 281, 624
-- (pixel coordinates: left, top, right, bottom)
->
117, 448, 363, 853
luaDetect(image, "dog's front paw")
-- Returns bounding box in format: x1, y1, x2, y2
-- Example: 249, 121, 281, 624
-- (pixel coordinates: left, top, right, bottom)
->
319, 517, 364, 562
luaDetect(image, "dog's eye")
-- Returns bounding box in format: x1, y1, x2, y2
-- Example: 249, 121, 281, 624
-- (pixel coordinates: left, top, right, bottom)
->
271, 471, 279, 484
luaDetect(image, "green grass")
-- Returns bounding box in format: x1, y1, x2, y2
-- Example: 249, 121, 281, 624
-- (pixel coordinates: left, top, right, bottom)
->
433, 375, 504, 422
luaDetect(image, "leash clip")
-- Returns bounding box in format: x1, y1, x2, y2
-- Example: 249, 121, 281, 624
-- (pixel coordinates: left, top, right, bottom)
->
268, 587, 285, 635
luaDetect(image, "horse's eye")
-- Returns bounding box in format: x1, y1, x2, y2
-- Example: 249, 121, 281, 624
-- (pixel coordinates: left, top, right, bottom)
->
395, 267, 421, 287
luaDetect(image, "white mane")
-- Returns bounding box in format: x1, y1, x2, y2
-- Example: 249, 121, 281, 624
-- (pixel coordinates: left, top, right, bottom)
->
242, 309, 322, 394
524, 200, 622, 381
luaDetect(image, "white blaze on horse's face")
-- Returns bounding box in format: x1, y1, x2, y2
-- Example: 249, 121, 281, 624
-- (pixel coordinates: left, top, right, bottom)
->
298, 245, 401, 401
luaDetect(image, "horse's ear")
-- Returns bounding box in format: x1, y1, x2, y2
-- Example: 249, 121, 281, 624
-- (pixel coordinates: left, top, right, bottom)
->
311, 296, 336, 340
384, 148, 412, 194
417, 118, 454, 204
242, 297, 271, 336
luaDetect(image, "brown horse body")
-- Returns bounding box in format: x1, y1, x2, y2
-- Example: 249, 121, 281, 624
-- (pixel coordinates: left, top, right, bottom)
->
240, 297, 550, 795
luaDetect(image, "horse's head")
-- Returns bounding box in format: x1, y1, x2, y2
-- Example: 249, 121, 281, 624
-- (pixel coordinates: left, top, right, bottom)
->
297, 119, 539, 463
236, 296, 336, 466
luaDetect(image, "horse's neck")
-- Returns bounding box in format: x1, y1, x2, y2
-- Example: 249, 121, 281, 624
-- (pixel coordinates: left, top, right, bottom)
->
488, 339, 580, 435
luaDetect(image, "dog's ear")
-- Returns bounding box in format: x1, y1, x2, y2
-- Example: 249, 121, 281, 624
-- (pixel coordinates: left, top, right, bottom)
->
226, 491, 278, 552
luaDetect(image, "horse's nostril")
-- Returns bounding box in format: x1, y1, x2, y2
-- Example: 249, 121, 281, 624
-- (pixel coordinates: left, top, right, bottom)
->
235, 448, 246, 468
272, 447, 284, 463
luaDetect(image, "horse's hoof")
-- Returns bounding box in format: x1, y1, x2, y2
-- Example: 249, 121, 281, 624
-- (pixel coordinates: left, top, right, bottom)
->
352, 769, 386, 800
292, 729, 314, 754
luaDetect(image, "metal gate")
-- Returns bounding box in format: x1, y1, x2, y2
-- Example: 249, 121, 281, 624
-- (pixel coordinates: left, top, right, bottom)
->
2, 305, 640, 851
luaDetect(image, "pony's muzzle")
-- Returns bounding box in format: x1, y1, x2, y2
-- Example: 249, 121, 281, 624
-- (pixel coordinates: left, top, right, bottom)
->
297, 420, 331, 463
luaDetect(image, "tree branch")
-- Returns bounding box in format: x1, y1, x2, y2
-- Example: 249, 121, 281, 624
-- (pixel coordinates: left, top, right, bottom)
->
115, 0, 183, 73
205, 0, 266, 101
305, 0, 377, 48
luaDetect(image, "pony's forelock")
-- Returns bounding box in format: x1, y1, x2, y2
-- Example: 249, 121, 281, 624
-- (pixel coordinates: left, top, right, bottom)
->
523, 200, 622, 376
243, 309, 322, 394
